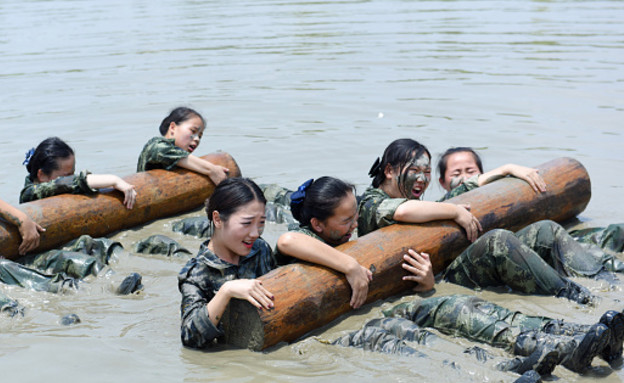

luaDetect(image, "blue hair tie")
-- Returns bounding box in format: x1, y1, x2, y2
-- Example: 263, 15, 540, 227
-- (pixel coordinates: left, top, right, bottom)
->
22, 148, 35, 166
290, 178, 314, 205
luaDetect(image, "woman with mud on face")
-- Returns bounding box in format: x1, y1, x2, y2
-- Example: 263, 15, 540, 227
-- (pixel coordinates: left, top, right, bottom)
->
436, 146, 624, 279
358, 138, 596, 305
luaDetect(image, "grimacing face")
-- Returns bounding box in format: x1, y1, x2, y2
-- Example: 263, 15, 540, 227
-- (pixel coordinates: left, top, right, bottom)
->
441, 151, 481, 191
398, 153, 431, 200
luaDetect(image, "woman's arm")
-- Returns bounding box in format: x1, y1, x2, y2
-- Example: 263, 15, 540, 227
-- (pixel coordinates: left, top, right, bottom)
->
206, 279, 274, 326
394, 200, 482, 242
478, 164, 546, 193
177, 155, 229, 185
86, 174, 137, 209
0, 199, 45, 255
277, 232, 372, 308
401, 249, 435, 292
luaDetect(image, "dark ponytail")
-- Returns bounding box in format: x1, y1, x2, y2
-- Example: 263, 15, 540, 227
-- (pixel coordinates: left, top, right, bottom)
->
205, 177, 266, 223
437, 147, 483, 179
368, 138, 431, 188
159, 106, 205, 136
290, 177, 355, 227
24, 137, 74, 181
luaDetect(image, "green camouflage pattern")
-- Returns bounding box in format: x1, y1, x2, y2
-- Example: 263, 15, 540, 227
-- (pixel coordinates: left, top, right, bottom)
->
134, 234, 192, 257
19, 171, 96, 203
136, 136, 189, 172
178, 237, 277, 348
570, 224, 624, 254
437, 174, 480, 202
357, 187, 407, 236
20, 235, 123, 279
0, 259, 77, 293
259, 183, 297, 225
172, 217, 213, 238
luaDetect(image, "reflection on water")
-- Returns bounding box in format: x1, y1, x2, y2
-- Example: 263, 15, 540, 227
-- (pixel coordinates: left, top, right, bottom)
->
0, 0, 623, 382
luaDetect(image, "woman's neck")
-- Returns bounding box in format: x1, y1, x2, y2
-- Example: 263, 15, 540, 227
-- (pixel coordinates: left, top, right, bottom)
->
207, 235, 240, 265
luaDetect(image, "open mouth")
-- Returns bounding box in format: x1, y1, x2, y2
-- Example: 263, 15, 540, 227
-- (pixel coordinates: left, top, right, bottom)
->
411, 186, 423, 199
242, 240, 254, 249
187, 143, 197, 153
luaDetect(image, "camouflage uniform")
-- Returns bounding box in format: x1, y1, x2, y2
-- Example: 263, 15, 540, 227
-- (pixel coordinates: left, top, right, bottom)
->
136, 136, 190, 172
0, 259, 76, 293
437, 174, 480, 202
259, 184, 297, 225
357, 187, 607, 300
134, 234, 192, 257
178, 237, 277, 348
19, 172, 96, 203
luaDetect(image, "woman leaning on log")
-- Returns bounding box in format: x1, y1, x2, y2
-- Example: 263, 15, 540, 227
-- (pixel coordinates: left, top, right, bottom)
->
436, 146, 624, 257
358, 138, 603, 304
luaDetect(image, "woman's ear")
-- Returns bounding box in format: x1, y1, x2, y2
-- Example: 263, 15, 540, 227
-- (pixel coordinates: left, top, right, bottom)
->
310, 217, 324, 234
36, 169, 48, 183
165, 121, 176, 138
439, 176, 448, 191
383, 163, 395, 181
212, 210, 223, 229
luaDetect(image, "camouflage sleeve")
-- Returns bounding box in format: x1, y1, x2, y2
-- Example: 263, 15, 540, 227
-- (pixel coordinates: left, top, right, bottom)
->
178, 261, 224, 348
137, 137, 189, 172
358, 190, 407, 236
374, 198, 407, 229
438, 175, 480, 202
19, 171, 97, 203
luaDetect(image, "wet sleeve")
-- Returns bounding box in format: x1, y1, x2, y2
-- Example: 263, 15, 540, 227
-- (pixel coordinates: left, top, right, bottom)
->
19, 172, 97, 203
374, 198, 408, 229
139, 138, 189, 171
437, 175, 480, 202
178, 265, 224, 348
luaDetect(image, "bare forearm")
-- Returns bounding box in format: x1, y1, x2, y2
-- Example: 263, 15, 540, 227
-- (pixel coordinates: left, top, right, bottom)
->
206, 287, 232, 326
393, 200, 459, 223
277, 232, 354, 274
177, 155, 217, 176
0, 200, 27, 227
86, 174, 122, 189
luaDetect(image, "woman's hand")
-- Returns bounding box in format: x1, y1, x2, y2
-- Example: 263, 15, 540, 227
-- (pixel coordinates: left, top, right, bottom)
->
208, 164, 229, 185
506, 165, 546, 193
454, 205, 482, 242
402, 249, 434, 292
17, 217, 45, 255
115, 179, 137, 209
223, 279, 274, 310
344, 259, 373, 309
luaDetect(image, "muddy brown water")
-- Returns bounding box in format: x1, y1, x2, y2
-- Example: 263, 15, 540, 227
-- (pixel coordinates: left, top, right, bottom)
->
0, 0, 623, 381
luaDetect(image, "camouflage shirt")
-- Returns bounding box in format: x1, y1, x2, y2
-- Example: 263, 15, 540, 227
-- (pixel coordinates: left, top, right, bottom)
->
273, 225, 326, 265
357, 187, 407, 237
177, 237, 277, 349
437, 174, 480, 202
19, 172, 97, 203
136, 136, 189, 172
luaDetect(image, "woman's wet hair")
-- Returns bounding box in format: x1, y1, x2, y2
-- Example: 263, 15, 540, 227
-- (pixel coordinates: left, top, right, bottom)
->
25, 137, 74, 181
437, 147, 484, 179
368, 138, 431, 188
205, 177, 266, 223
290, 176, 355, 227
159, 106, 205, 136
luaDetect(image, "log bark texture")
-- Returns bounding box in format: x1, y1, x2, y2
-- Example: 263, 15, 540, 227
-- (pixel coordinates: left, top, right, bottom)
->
0, 152, 240, 261
224, 157, 591, 350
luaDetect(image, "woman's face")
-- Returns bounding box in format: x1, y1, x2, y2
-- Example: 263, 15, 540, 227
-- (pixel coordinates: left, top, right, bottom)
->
37, 155, 75, 183
440, 151, 481, 191
166, 115, 205, 153
314, 191, 358, 246
214, 200, 266, 259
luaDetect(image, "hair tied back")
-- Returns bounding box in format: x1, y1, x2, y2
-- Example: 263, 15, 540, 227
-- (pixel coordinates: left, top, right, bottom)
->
22, 148, 35, 166
368, 157, 381, 178
290, 178, 314, 205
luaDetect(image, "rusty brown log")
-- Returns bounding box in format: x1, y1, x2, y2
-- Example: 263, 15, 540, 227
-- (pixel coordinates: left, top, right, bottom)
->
0, 152, 241, 261
224, 157, 591, 350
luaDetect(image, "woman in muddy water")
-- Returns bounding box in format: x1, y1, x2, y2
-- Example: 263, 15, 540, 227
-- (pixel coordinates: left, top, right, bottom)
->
359, 138, 610, 304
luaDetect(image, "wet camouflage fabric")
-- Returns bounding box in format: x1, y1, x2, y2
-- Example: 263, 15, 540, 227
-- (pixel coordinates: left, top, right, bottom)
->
259, 184, 297, 225
570, 223, 624, 254
136, 136, 190, 172
0, 259, 77, 293
178, 237, 277, 348
19, 171, 96, 203
20, 235, 123, 279
134, 234, 192, 257
357, 187, 407, 236
273, 225, 324, 265
0, 291, 24, 317
117, 273, 144, 295
172, 217, 213, 238
437, 174, 480, 202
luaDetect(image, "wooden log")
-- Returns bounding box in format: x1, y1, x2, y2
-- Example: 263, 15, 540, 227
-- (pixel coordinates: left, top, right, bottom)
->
0, 152, 241, 261
224, 157, 591, 350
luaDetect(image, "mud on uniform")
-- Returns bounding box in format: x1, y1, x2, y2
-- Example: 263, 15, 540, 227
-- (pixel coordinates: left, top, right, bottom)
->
136, 136, 190, 172
439, 176, 624, 255
178, 238, 277, 348
357, 187, 615, 297
19, 172, 96, 203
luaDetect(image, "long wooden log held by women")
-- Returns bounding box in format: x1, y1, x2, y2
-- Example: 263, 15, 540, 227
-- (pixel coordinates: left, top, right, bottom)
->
224, 157, 591, 350
0, 153, 240, 261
